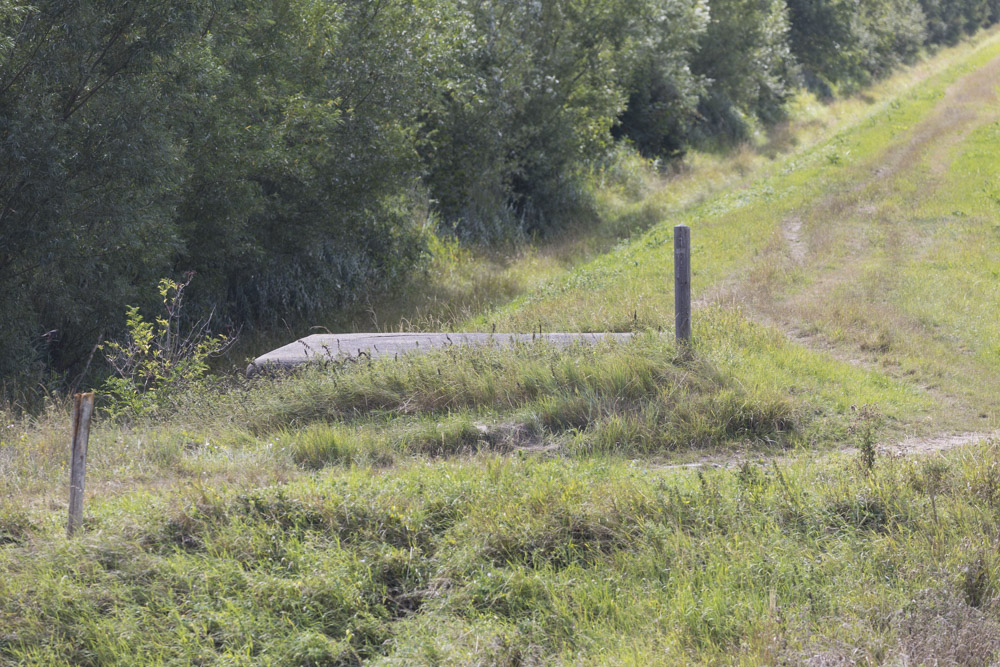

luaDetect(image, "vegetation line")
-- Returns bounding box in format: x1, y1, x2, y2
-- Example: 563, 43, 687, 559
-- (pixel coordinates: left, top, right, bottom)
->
3, 6, 1000, 666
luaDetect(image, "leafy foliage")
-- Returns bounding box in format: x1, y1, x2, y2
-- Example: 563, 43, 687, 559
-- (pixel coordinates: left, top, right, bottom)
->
0, 0, 204, 382
421, 0, 640, 240
614, 0, 710, 158
100, 276, 232, 418
850, 403, 884, 474
690, 0, 798, 141
168, 0, 433, 324
919, 0, 992, 45
0, 0, 997, 387
787, 0, 926, 92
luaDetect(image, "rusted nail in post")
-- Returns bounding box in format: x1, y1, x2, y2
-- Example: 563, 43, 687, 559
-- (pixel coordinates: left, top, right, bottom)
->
67, 392, 94, 537
674, 224, 691, 345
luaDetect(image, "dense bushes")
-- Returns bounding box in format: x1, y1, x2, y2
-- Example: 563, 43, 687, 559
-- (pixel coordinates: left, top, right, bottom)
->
690, 0, 797, 140
0, 0, 997, 388
613, 0, 709, 157
919, 0, 993, 45
420, 0, 637, 240
168, 0, 433, 324
786, 0, 926, 92
0, 1, 202, 379
0, 0, 434, 384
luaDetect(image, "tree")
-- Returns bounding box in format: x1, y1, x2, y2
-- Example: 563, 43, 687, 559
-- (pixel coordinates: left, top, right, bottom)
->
615, 0, 710, 158
918, 0, 990, 45
786, 0, 924, 92
0, 1, 207, 383
690, 0, 798, 142
421, 0, 640, 241
0, 0, 434, 387
167, 0, 432, 326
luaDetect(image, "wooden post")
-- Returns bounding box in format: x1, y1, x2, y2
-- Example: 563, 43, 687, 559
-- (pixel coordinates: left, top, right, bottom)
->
674, 224, 691, 344
67, 392, 94, 537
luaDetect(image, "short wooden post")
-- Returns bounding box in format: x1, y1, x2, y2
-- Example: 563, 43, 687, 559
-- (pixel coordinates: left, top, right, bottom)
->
67, 392, 94, 537
674, 224, 691, 344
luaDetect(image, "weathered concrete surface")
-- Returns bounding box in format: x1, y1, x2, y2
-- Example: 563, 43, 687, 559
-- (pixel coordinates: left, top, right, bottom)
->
247, 332, 634, 376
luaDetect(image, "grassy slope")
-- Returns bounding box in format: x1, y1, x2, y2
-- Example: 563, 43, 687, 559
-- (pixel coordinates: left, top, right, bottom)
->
469, 26, 1000, 439
3, 28, 1000, 665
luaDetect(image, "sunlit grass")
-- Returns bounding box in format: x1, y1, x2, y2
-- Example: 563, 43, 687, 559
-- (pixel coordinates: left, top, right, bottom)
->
4, 24, 1000, 666
4, 444, 1000, 663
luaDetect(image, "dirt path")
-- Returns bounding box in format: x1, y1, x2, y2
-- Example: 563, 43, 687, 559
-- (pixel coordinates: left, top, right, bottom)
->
781, 215, 807, 264
783, 53, 996, 392
690, 47, 1000, 460
885, 431, 996, 456
649, 431, 998, 473
778, 48, 1000, 278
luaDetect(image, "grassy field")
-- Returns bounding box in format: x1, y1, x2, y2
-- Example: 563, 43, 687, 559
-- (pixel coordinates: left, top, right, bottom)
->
4, 27, 1000, 665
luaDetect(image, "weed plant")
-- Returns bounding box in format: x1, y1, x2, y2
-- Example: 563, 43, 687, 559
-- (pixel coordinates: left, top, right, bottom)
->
851, 403, 884, 473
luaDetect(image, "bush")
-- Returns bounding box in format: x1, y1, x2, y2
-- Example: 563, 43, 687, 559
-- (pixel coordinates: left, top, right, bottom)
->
690, 0, 798, 142
0, 1, 203, 388
787, 0, 925, 92
101, 277, 232, 418
919, 0, 992, 45
421, 0, 637, 241
169, 0, 434, 325
0, 0, 432, 389
614, 0, 709, 158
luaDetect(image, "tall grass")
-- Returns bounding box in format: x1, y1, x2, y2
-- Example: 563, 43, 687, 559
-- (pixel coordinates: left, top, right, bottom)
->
3, 444, 1000, 663
3, 25, 1000, 666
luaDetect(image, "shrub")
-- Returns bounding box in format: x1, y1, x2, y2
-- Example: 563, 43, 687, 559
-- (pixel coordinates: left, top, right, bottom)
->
918, 0, 992, 45
0, 0, 204, 388
690, 0, 798, 142
614, 0, 709, 158
422, 0, 637, 241
100, 276, 232, 418
0, 0, 432, 389
850, 403, 883, 474
787, 0, 925, 92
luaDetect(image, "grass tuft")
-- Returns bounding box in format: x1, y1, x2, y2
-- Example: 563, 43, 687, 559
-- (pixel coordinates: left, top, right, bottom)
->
0, 504, 32, 546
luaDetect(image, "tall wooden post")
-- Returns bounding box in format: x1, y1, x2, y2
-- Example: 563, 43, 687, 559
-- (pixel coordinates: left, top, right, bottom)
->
674, 225, 691, 344
67, 392, 94, 537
